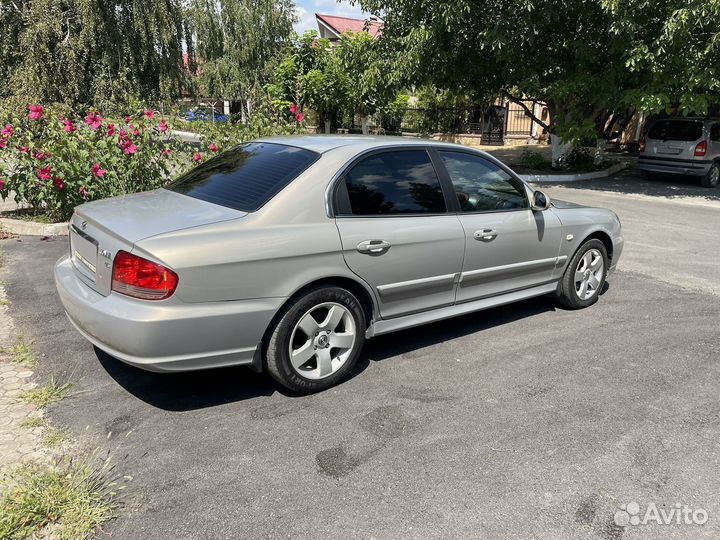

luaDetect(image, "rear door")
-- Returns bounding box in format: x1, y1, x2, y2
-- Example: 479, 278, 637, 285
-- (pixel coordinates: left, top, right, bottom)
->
645, 119, 704, 160
433, 150, 563, 303
333, 148, 465, 319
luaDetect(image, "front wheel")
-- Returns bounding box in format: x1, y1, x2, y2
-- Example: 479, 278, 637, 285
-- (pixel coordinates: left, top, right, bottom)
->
265, 286, 366, 393
555, 239, 609, 309
700, 162, 720, 188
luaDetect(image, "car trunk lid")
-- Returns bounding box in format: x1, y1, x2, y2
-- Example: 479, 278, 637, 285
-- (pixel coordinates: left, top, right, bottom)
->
644, 120, 704, 160
69, 189, 244, 296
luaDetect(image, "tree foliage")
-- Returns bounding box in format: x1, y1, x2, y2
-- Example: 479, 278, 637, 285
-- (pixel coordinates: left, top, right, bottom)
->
190, 0, 296, 102
358, 0, 720, 140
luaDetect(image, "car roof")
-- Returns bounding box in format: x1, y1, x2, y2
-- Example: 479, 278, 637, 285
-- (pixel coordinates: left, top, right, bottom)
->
256, 135, 458, 154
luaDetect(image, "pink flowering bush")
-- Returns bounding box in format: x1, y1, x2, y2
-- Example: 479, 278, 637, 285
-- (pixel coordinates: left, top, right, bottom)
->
0, 102, 192, 221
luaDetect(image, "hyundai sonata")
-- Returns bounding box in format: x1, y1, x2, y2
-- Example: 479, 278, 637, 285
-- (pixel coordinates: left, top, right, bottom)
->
55, 136, 623, 393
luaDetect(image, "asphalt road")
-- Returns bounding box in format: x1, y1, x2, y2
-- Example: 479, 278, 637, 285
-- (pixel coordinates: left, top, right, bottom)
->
3, 169, 719, 540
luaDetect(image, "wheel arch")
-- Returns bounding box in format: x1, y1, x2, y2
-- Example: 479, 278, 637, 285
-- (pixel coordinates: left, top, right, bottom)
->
582, 230, 614, 262
259, 275, 377, 362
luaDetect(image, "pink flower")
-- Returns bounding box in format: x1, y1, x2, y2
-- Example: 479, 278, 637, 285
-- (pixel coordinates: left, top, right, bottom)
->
296, 112, 305, 122
158, 120, 168, 133
121, 140, 138, 155
289, 103, 298, 115
84, 113, 103, 130
37, 167, 52, 181
62, 119, 76, 133
1, 124, 13, 138
130, 126, 140, 136
18, 146, 29, 154
118, 128, 128, 140
0, 139, 6, 149
192, 153, 202, 162
124, 115, 131, 124
33, 151, 47, 161
80, 187, 89, 200
144, 110, 155, 120
28, 104, 43, 120
0, 179, 5, 190
91, 163, 107, 178
209, 143, 218, 152
161, 149, 172, 157
106, 123, 115, 137
53, 177, 65, 190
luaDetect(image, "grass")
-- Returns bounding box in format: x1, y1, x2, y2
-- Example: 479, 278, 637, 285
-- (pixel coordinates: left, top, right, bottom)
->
20, 378, 72, 408
41, 425, 71, 449
0, 454, 119, 540
5, 337, 37, 368
20, 416, 44, 429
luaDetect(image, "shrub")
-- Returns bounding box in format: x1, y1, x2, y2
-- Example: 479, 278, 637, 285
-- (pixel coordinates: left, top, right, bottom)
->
519, 149, 552, 170
0, 102, 190, 221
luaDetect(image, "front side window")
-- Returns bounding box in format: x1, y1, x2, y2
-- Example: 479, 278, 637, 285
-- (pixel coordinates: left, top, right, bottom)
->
342, 150, 446, 215
439, 151, 528, 212
168, 142, 318, 212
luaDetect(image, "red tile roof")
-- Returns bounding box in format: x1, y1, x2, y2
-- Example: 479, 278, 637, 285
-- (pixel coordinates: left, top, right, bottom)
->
316, 14, 383, 39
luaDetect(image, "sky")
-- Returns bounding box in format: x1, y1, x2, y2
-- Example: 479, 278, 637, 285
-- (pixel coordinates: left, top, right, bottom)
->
293, 0, 372, 33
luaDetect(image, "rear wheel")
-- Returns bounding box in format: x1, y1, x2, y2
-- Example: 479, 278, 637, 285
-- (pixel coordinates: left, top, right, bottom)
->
555, 239, 608, 309
701, 162, 720, 188
265, 286, 366, 393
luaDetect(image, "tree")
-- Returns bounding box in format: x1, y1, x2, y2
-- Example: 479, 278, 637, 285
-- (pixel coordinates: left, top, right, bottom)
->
4, 0, 188, 107
190, 0, 296, 110
604, 0, 720, 115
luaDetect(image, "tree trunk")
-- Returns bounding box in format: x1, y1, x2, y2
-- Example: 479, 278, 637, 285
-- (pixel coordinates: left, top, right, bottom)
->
550, 134, 573, 167
324, 118, 331, 134
361, 115, 369, 135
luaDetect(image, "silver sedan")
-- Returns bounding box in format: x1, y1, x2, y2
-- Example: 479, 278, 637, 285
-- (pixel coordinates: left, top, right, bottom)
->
55, 136, 623, 393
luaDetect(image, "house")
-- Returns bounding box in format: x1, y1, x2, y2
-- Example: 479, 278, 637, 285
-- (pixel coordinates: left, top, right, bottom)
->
315, 14, 383, 41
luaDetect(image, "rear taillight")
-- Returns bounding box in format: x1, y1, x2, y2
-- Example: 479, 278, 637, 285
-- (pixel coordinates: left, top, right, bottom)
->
639, 137, 646, 153
111, 250, 178, 300
694, 140, 707, 157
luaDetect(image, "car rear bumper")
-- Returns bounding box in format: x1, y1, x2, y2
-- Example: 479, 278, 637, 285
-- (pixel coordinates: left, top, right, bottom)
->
638, 155, 711, 176
54, 254, 283, 372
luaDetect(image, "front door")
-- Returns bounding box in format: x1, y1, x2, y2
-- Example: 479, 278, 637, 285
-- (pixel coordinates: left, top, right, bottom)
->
334, 148, 465, 319
434, 150, 563, 303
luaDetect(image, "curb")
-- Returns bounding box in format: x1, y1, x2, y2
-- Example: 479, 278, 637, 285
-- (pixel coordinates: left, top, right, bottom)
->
0, 218, 68, 236
520, 162, 627, 183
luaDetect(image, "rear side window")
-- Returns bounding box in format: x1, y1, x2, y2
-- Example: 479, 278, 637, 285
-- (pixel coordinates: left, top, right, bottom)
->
341, 150, 446, 215
168, 142, 318, 212
647, 120, 703, 142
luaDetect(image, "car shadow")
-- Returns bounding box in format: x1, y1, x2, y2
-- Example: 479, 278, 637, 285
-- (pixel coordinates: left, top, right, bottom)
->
97, 288, 605, 411
544, 169, 720, 202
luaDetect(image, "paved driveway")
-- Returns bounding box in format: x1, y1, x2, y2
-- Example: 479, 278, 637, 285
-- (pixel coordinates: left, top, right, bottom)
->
3, 170, 719, 540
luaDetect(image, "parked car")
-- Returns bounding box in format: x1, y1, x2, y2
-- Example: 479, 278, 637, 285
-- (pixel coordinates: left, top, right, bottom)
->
639, 118, 720, 187
183, 106, 229, 123
55, 137, 623, 393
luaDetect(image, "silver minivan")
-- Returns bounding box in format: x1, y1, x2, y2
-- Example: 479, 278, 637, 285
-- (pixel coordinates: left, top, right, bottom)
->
639, 118, 720, 187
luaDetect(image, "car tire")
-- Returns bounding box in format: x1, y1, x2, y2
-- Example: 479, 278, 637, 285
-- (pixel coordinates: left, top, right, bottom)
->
265, 286, 366, 394
700, 162, 720, 188
555, 239, 609, 309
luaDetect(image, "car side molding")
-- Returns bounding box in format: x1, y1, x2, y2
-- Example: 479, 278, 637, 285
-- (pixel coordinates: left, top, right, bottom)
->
366, 281, 558, 338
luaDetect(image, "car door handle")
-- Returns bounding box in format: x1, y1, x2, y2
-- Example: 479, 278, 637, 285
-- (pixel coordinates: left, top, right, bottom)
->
357, 240, 391, 254
474, 229, 498, 241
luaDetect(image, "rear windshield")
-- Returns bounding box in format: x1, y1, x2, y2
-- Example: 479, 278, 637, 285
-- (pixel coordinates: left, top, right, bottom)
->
168, 142, 319, 212
647, 120, 703, 142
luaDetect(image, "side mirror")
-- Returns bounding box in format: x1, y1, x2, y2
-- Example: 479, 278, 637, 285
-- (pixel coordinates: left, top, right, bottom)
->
531, 190, 551, 211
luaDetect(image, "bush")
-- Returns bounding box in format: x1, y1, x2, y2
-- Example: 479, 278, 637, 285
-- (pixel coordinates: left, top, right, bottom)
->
0, 102, 189, 221
518, 149, 552, 170
0, 101, 302, 222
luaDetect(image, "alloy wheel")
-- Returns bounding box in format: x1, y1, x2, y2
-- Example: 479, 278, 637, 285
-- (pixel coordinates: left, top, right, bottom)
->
574, 248, 604, 300
288, 302, 357, 380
